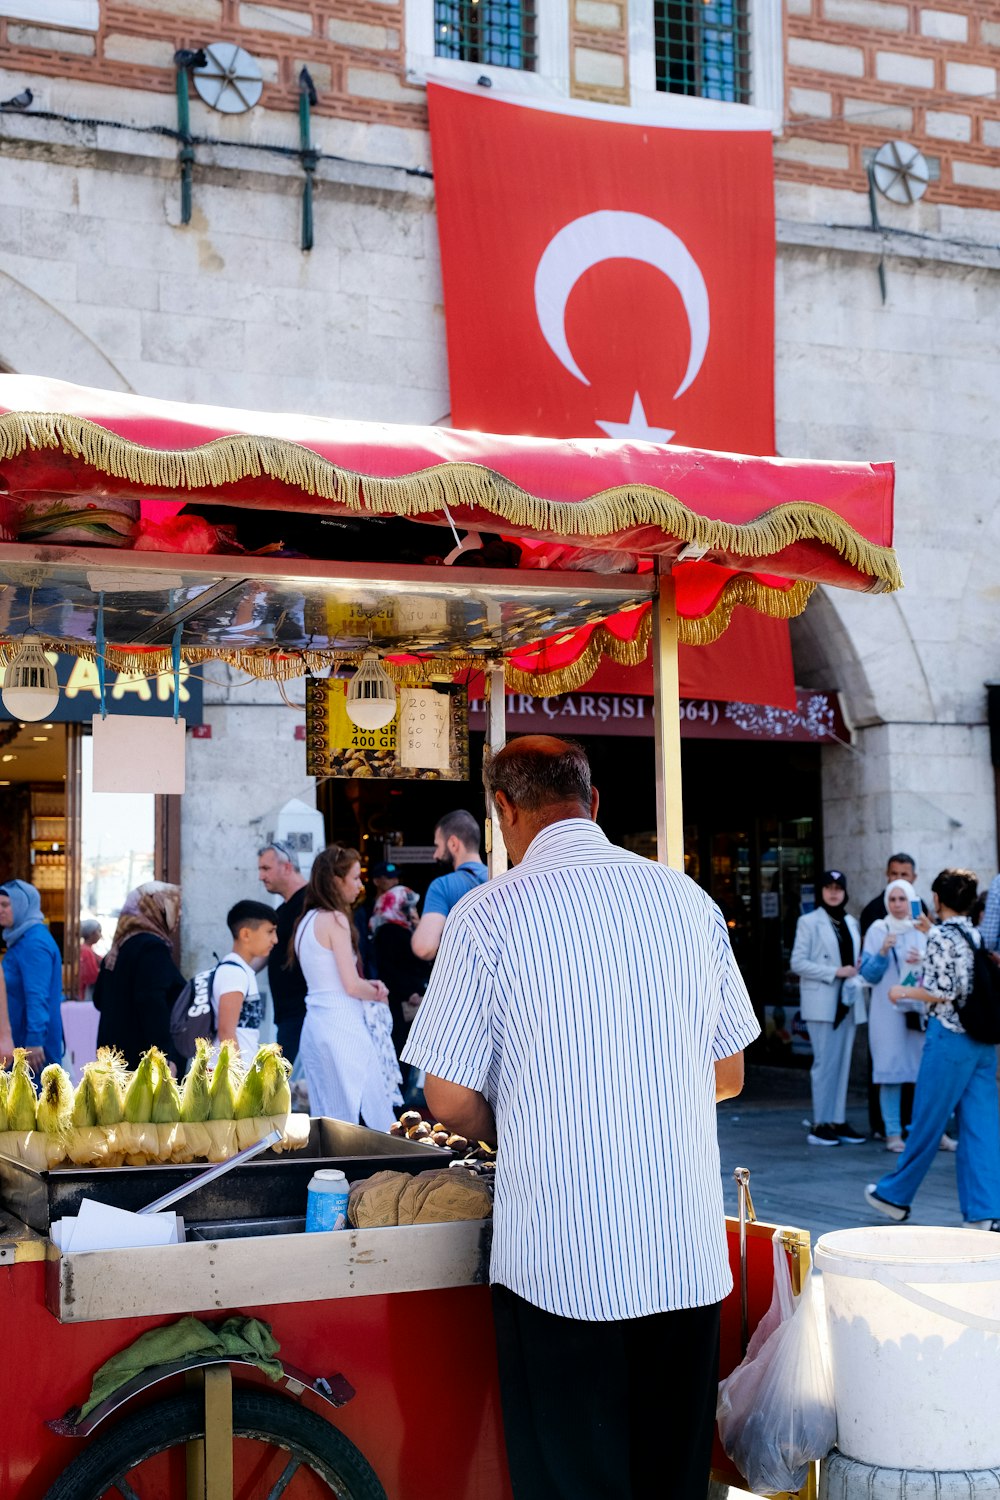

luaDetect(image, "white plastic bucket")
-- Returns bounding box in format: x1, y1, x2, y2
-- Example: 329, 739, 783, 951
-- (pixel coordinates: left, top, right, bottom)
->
815, 1226, 1000, 1470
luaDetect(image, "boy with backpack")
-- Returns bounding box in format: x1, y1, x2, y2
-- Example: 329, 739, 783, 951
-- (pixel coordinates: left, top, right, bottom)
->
210, 900, 278, 1070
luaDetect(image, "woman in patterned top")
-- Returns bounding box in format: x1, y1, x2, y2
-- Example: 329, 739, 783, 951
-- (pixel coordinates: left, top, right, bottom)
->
866, 868, 1000, 1228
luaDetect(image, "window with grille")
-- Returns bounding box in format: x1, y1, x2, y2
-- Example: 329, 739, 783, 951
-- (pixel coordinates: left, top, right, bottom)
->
654, 0, 750, 104
434, 0, 537, 71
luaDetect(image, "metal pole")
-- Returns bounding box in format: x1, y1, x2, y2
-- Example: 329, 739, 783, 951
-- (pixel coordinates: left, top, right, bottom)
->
651, 564, 684, 869
298, 68, 318, 253
173, 51, 205, 226
733, 1166, 756, 1354
484, 662, 508, 878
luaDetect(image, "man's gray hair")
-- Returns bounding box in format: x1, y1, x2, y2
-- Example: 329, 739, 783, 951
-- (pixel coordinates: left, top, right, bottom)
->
258, 839, 301, 872
483, 738, 592, 813
435, 809, 481, 851
80, 918, 102, 941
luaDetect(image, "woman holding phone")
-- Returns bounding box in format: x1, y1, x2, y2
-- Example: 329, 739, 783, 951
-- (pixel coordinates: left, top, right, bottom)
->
860, 878, 929, 1151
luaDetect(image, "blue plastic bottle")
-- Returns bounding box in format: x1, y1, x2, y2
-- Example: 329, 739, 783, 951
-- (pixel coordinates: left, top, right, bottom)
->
305, 1169, 350, 1231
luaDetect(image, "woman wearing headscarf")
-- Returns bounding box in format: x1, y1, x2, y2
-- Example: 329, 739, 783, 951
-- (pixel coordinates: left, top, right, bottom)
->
94, 882, 184, 1068
0, 879, 63, 1071
790, 869, 864, 1147
860, 877, 929, 1151
369, 885, 432, 1060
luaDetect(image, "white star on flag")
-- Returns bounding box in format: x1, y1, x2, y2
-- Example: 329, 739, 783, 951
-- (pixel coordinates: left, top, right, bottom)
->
595, 393, 675, 443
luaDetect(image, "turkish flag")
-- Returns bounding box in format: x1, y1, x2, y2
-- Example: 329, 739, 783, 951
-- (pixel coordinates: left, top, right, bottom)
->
428, 81, 775, 452
429, 81, 790, 707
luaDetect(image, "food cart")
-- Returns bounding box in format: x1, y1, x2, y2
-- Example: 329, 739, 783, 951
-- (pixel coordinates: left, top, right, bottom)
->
0, 374, 898, 1499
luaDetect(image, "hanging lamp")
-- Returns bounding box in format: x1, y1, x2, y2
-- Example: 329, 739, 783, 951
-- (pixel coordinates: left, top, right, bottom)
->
1, 634, 60, 722
345, 650, 397, 731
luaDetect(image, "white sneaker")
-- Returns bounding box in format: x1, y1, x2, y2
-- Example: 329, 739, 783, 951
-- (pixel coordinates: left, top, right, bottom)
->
965, 1219, 1000, 1231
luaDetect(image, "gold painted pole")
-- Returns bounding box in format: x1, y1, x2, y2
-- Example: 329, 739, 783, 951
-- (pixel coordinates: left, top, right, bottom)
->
484, 662, 509, 878
652, 567, 684, 869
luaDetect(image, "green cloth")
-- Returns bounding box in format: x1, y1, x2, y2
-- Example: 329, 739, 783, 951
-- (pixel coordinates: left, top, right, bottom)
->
80, 1315, 282, 1417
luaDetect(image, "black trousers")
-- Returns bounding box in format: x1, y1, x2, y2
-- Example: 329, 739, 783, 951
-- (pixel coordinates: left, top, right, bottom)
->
491, 1285, 721, 1500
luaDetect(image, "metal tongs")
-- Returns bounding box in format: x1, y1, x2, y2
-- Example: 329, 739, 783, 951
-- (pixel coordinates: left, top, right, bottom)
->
137, 1128, 282, 1216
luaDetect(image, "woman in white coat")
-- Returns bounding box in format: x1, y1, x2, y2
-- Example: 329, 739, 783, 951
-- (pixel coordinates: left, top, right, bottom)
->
790, 869, 864, 1146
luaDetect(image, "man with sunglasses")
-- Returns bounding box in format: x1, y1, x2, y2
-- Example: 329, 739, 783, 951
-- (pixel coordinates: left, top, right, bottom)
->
257, 840, 308, 1063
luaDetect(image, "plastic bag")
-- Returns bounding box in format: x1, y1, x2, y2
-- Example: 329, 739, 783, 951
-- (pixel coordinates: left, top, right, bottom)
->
717, 1231, 837, 1495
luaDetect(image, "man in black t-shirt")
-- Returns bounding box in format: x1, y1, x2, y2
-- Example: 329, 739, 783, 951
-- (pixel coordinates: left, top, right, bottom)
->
257, 840, 308, 1062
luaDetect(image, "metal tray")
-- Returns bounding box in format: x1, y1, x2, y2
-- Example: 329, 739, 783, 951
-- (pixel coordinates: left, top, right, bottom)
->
187, 1216, 306, 1241
0, 1118, 446, 1233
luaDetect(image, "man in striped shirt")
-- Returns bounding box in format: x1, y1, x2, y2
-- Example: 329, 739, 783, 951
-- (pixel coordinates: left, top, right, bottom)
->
402, 736, 760, 1499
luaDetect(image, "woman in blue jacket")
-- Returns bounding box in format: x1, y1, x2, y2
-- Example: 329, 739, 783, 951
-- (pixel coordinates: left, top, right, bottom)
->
0, 879, 63, 1071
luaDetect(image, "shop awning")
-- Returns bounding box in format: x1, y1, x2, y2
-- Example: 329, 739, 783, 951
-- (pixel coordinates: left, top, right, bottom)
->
0, 376, 898, 693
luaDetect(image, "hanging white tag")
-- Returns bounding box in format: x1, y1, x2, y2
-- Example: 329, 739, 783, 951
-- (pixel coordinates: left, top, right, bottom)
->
398, 688, 450, 771
91, 714, 187, 793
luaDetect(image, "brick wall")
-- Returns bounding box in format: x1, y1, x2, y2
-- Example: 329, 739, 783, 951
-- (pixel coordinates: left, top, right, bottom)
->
3, 1, 998, 206
782, 0, 1000, 206
1, 0, 425, 130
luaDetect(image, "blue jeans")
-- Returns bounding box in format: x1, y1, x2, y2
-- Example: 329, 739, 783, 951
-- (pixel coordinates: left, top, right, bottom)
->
875, 1017, 1000, 1222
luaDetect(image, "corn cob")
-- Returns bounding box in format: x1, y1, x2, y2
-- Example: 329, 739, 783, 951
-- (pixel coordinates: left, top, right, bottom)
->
209, 1041, 240, 1121
0, 1067, 9, 1131
71, 1069, 99, 1128
150, 1050, 181, 1124
233, 1053, 266, 1120
122, 1051, 157, 1124
259, 1044, 292, 1116
36, 1065, 74, 1134
7, 1049, 37, 1131
179, 1037, 212, 1123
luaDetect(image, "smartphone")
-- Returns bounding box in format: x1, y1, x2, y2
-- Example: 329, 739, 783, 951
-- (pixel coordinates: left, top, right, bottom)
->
910, 899, 921, 920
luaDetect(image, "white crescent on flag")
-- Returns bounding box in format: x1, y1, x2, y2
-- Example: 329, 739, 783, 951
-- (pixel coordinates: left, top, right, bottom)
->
533, 210, 711, 397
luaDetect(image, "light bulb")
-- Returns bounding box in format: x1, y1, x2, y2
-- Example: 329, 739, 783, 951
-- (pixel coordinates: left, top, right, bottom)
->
2, 635, 60, 722
345, 650, 397, 731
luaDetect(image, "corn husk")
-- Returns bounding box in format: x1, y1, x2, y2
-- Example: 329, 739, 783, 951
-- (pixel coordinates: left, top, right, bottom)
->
65, 1124, 113, 1168
269, 1112, 310, 1155
150, 1052, 181, 1124
178, 1120, 212, 1161
71, 1070, 99, 1129
90, 1048, 127, 1126
203, 1119, 238, 1162
208, 1041, 239, 1121
260, 1045, 292, 1117
179, 1038, 212, 1123
123, 1052, 157, 1124
36, 1065, 74, 1136
7, 1050, 37, 1131
233, 1054, 266, 1120
0, 1068, 9, 1131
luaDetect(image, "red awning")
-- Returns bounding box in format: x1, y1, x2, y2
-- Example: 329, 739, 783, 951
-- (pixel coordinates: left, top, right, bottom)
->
0, 377, 898, 691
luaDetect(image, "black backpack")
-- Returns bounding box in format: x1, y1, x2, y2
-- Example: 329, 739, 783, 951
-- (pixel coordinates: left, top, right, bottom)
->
948, 924, 1000, 1044
169, 958, 241, 1059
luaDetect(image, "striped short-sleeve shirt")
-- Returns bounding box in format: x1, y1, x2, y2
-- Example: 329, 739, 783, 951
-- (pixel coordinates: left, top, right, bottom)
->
402, 818, 760, 1321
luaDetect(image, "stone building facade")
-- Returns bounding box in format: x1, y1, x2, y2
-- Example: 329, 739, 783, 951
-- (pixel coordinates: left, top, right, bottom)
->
1, 0, 999, 965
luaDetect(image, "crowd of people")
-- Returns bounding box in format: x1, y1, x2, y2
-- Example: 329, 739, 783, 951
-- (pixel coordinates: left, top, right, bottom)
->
0, 809, 490, 1136
790, 851, 1000, 1232
5, 779, 1000, 1495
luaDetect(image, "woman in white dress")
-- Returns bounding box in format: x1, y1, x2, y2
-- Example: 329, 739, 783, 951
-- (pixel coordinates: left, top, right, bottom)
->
860, 878, 928, 1151
293, 845, 402, 1131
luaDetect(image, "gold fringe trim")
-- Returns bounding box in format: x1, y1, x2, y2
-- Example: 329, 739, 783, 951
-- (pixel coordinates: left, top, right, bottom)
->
0, 411, 901, 591
4, 577, 813, 696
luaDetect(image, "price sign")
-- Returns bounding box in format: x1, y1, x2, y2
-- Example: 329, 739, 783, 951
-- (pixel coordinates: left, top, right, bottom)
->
306, 678, 469, 781
399, 688, 450, 770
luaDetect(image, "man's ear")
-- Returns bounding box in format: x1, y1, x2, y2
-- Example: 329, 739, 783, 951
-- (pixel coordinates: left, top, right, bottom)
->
494, 789, 517, 824
590, 786, 599, 822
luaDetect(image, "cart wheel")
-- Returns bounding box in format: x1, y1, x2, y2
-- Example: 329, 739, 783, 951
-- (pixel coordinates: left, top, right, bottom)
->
44, 1389, 387, 1500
